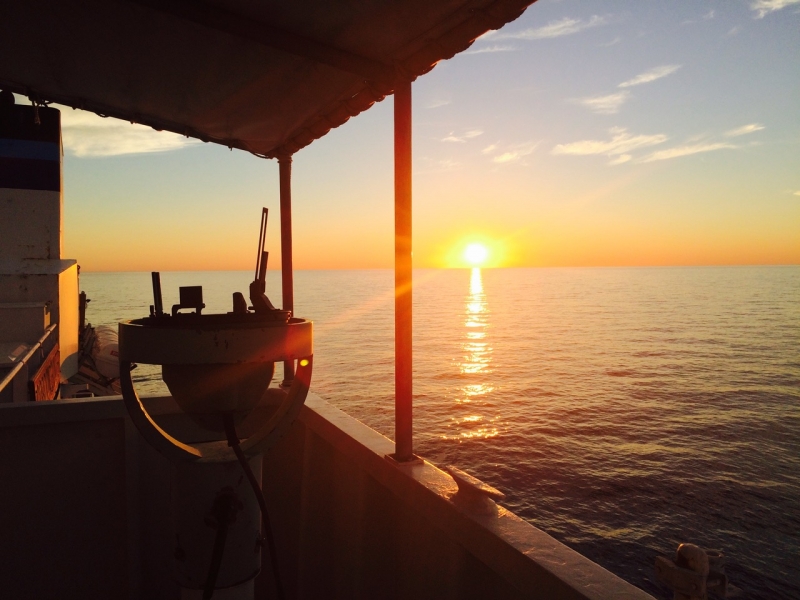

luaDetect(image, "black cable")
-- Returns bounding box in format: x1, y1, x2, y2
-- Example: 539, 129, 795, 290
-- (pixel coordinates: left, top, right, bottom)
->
223, 413, 286, 600
201, 486, 241, 600
202, 512, 230, 600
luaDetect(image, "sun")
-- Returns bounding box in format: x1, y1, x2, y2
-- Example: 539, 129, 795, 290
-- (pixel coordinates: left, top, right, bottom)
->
464, 243, 489, 266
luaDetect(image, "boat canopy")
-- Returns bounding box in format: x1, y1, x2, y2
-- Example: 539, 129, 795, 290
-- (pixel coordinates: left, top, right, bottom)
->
1, 0, 536, 461
0, 0, 532, 158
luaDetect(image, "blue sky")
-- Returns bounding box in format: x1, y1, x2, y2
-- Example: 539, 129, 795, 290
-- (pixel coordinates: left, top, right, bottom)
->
36, 0, 800, 270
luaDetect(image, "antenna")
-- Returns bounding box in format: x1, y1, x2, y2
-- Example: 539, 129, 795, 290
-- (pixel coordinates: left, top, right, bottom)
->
254, 208, 268, 282
249, 208, 276, 313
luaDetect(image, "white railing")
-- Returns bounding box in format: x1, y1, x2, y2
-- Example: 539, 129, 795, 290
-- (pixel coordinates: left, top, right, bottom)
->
0, 324, 58, 403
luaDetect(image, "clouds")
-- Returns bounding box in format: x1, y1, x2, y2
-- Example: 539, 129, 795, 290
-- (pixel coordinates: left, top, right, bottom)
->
750, 0, 800, 18
570, 65, 681, 115
426, 99, 451, 109
725, 123, 765, 137
435, 132, 540, 166
488, 141, 540, 164
61, 109, 196, 157
464, 45, 516, 55
441, 130, 483, 143
571, 91, 630, 115
599, 37, 621, 47
492, 15, 609, 41
552, 128, 667, 164
618, 65, 681, 88
551, 125, 757, 165
468, 12, 611, 56
639, 142, 736, 163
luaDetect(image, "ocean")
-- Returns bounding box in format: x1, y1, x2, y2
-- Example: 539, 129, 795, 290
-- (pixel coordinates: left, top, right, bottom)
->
80, 266, 800, 599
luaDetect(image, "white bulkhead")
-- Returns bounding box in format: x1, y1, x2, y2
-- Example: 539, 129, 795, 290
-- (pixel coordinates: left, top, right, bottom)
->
0, 100, 79, 378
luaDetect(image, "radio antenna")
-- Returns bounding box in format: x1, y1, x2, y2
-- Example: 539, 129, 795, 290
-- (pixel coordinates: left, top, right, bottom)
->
254, 208, 268, 281
249, 207, 276, 313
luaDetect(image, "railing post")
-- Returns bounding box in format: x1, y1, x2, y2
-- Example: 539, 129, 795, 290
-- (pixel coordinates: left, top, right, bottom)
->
279, 154, 295, 386
394, 79, 413, 461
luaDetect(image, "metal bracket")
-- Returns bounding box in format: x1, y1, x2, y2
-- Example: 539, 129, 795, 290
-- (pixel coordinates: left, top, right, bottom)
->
120, 356, 313, 463
445, 465, 504, 516
384, 452, 424, 466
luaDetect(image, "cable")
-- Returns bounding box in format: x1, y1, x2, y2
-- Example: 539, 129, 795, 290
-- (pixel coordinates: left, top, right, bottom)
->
223, 413, 286, 600
202, 503, 231, 600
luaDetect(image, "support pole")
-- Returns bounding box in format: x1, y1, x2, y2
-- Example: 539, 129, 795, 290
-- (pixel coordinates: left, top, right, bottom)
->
279, 154, 295, 385
394, 80, 413, 461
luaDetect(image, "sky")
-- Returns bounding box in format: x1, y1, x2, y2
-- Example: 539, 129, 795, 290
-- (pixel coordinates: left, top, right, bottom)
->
28, 0, 800, 271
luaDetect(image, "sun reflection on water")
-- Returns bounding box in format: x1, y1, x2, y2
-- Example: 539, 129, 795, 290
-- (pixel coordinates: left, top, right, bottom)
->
460, 268, 491, 378
444, 267, 499, 440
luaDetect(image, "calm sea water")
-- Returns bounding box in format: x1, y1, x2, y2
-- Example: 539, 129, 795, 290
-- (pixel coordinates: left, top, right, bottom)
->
80, 267, 800, 599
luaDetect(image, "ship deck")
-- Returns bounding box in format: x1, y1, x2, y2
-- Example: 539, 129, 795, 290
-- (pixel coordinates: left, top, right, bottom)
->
0, 392, 653, 599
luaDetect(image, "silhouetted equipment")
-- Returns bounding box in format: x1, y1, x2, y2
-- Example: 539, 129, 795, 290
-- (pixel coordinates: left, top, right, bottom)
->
172, 286, 205, 316
249, 207, 279, 315
151, 271, 164, 317
232, 292, 248, 314
119, 220, 313, 597
255, 207, 268, 280
78, 291, 88, 335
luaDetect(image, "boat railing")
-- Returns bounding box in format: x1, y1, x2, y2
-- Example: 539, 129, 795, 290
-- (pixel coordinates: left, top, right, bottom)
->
0, 324, 59, 403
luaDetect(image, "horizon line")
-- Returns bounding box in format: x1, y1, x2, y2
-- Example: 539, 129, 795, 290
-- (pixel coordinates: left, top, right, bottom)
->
78, 263, 800, 273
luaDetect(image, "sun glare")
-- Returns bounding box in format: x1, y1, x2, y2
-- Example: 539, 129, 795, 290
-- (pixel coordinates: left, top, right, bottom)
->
464, 243, 489, 266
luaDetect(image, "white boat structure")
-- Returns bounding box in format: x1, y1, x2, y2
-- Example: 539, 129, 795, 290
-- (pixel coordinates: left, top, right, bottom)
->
0, 1, 672, 598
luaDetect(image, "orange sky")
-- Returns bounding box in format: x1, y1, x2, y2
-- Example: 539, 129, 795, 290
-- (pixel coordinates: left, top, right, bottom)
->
59, 2, 799, 272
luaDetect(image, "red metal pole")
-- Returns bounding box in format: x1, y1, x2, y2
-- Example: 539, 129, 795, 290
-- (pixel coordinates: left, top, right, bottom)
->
394, 80, 413, 460
279, 154, 295, 385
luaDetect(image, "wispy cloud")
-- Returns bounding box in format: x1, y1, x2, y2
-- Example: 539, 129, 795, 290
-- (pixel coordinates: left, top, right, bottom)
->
465, 45, 516, 55
639, 142, 736, 163
728, 26, 742, 35
481, 141, 540, 164
491, 141, 540, 164
571, 91, 630, 114
417, 157, 461, 173
552, 127, 667, 158
426, 99, 451, 109
750, 0, 800, 18
608, 154, 632, 166
441, 130, 483, 143
725, 123, 765, 137
599, 37, 621, 47
683, 9, 715, 24
496, 15, 609, 40
618, 65, 681, 88
61, 109, 196, 157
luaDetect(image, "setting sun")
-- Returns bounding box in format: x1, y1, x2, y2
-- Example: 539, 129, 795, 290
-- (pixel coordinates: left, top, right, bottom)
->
464, 243, 489, 266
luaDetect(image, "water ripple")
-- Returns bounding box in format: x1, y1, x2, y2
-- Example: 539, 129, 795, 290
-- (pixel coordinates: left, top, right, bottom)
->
81, 266, 800, 600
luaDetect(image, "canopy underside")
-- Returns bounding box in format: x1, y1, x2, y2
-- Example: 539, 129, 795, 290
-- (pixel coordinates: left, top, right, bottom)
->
0, 0, 533, 158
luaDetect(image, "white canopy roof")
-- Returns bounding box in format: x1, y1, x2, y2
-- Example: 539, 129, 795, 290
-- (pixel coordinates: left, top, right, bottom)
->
0, 0, 533, 157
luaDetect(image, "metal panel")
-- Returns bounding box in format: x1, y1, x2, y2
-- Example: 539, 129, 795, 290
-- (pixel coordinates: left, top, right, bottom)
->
29, 341, 60, 401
